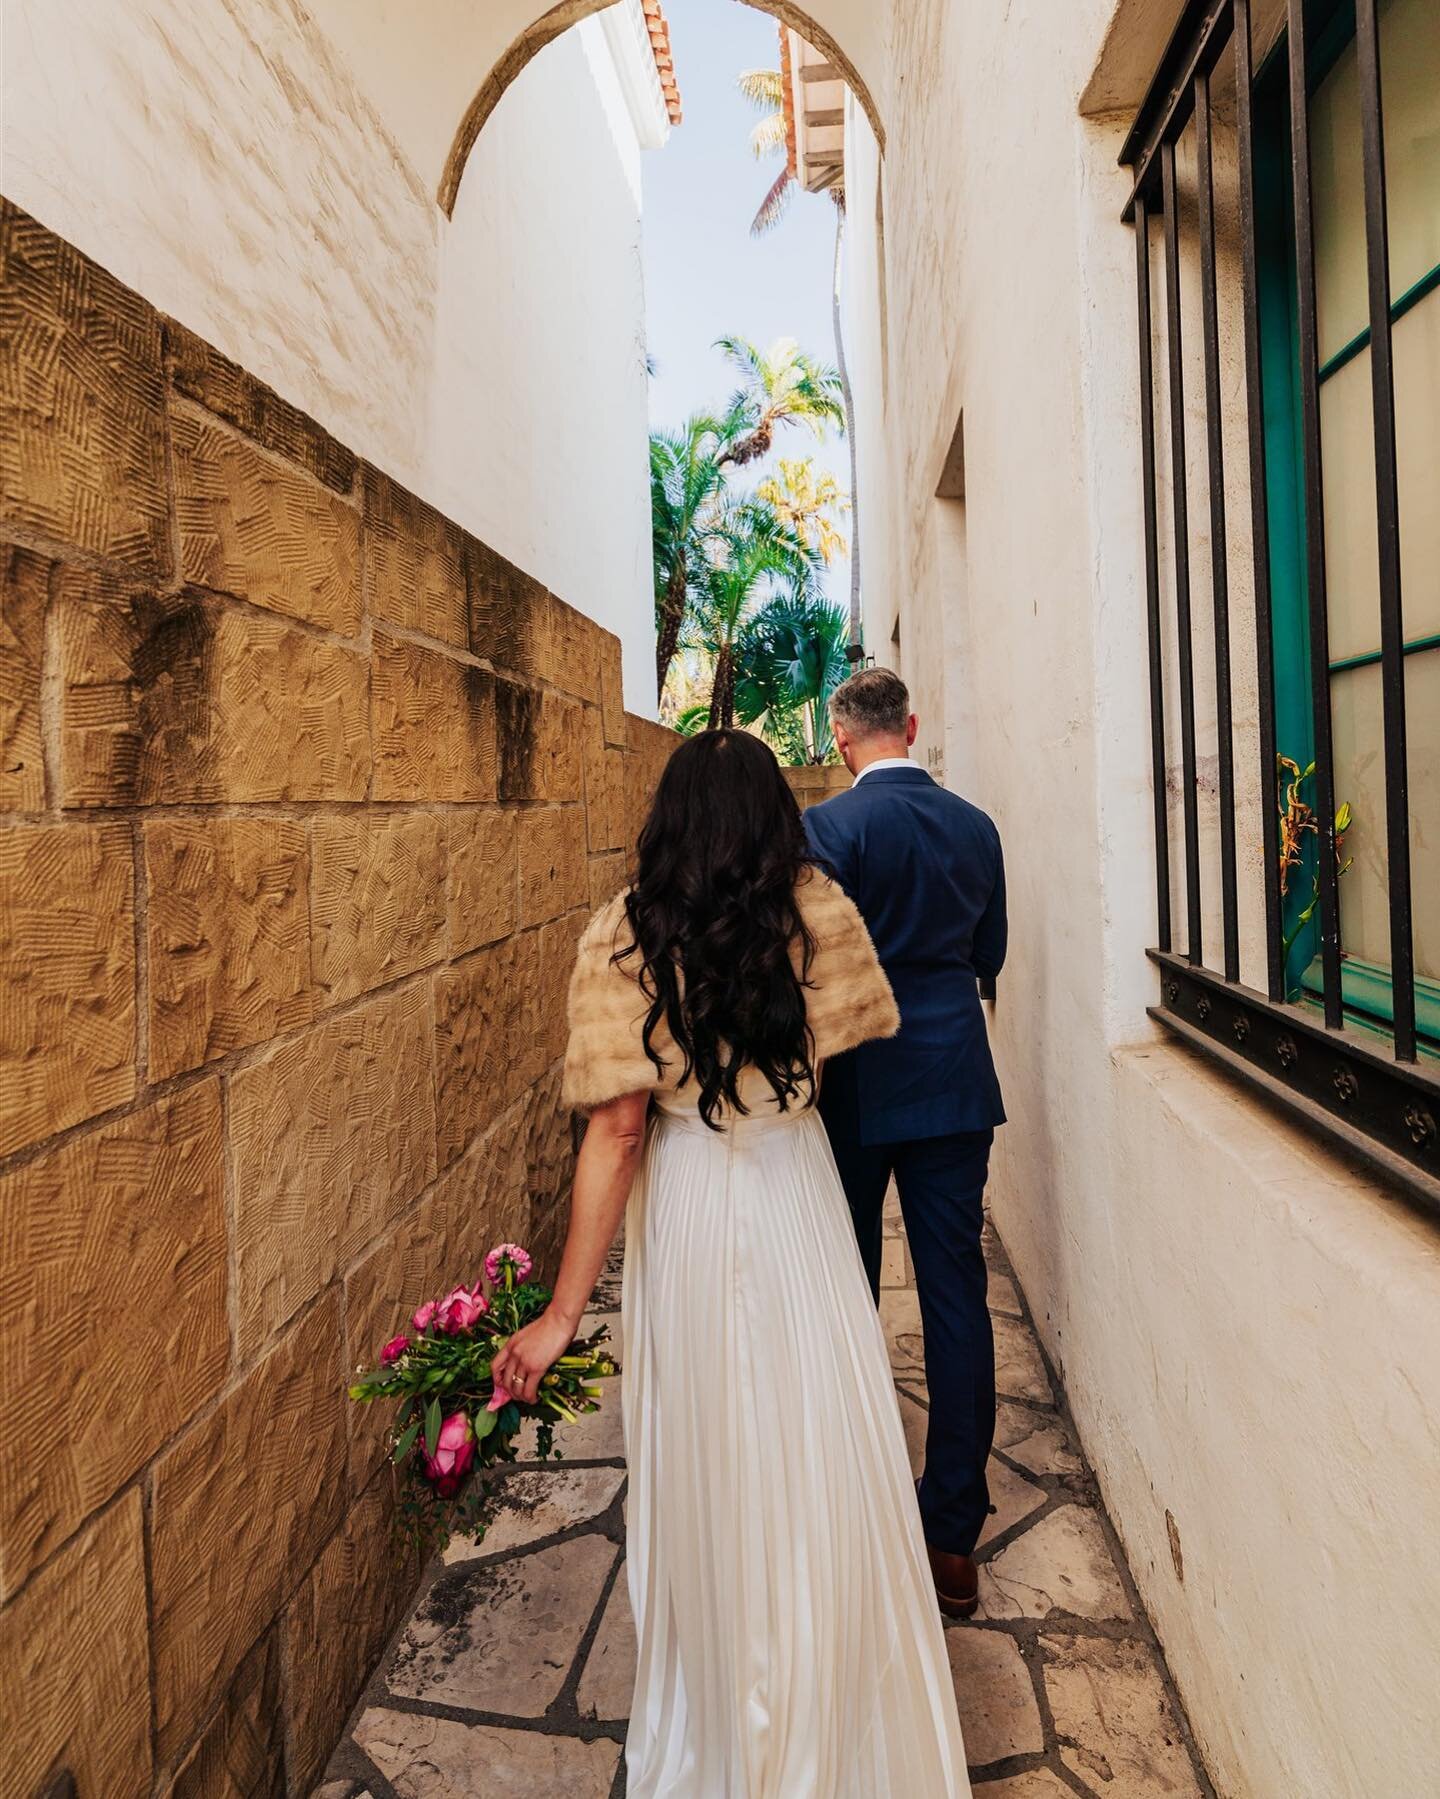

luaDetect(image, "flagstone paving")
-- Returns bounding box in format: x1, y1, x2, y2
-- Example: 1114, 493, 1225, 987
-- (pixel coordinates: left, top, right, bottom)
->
314, 1199, 1214, 1798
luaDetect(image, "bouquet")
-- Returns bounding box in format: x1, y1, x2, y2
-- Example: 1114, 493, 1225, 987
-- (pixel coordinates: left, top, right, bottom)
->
348, 1241, 618, 1554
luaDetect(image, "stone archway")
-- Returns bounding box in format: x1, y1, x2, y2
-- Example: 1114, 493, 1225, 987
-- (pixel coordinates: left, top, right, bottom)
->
437, 0, 885, 217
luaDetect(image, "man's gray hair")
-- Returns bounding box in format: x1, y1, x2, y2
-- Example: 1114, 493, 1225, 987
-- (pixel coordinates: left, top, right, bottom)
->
829, 667, 911, 739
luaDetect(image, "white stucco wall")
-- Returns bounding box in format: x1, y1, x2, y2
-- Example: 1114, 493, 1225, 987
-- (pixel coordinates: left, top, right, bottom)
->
842, 1, 1440, 1793
1, 0, 659, 712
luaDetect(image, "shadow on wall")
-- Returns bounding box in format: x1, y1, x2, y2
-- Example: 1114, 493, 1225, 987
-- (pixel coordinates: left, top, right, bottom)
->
0, 198, 677, 1797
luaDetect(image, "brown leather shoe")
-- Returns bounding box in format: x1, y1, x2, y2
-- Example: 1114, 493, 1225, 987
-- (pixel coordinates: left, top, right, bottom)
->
927, 1544, 979, 1619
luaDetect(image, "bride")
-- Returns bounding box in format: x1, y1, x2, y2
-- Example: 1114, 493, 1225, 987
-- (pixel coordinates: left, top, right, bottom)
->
492, 729, 970, 1796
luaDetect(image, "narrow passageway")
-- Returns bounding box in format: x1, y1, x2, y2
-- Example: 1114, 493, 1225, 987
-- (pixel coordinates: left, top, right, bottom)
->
314, 1196, 1212, 1797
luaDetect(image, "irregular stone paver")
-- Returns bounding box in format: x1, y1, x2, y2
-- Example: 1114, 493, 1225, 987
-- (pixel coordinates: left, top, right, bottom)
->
577, 1569, 637, 1722
996, 1402, 1084, 1477
946, 1627, 1044, 1764
389, 1535, 616, 1715
980, 1505, 1133, 1623
314, 1203, 1210, 1798
993, 1311, 1054, 1406
987, 1270, 1024, 1318
353, 1708, 619, 1796
1043, 1633, 1205, 1797
441, 1465, 624, 1565
977, 1457, 1048, 1548
977, 1772, 1075, 1797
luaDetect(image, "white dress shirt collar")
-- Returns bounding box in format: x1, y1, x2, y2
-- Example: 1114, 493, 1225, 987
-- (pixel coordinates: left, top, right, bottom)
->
851, 756, 918, 785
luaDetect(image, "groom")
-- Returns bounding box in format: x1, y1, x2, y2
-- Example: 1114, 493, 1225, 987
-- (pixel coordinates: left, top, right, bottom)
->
804, 667, 1007, 1619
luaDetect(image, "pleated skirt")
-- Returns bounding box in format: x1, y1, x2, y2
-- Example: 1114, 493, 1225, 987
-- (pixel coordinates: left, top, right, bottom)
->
622, 1098, 971, 1798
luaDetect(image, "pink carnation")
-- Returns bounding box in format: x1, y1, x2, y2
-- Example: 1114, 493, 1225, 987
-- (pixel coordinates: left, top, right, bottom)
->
412, 1299, 438, 1333
436, 1283, 489, 1335
380, 1334, 410, 1366
484, 1242, 533, 1285
420, 1411, 475, 1498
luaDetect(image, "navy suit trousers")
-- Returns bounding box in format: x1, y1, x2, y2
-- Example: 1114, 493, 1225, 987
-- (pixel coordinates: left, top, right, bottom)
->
826, 1120, 996, 1557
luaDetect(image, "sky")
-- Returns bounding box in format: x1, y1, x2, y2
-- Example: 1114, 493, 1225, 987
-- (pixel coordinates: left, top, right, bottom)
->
640, 0, 852, 609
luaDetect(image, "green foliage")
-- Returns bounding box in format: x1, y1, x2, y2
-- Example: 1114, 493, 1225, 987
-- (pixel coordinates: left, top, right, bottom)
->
735, 594, 849, 764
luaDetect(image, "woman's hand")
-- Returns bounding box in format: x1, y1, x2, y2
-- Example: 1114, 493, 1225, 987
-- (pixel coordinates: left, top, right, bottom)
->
491, 1306, 580, 1407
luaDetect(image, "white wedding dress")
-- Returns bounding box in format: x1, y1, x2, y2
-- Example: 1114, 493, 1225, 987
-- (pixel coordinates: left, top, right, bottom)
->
622, 1073, 971, 1797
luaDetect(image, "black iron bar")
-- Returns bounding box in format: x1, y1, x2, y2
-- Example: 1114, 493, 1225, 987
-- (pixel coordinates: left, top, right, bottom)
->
1355, 0, 1416, 1062
1233, 0, 1284, 1001
1286, 0, 1343, 1027
1119, 0, 1234, 220
1161, 140, 1204, 964
1135, 193, 1173, 953
1194, 67, 1240, 983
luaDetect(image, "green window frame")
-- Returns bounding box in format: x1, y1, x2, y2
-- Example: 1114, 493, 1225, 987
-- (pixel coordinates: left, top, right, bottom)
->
1252, 0, 1440, 1055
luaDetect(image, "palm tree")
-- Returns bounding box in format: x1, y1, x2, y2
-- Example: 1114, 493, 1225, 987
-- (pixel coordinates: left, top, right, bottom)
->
715, 335, 846, 468
736, 593, 849, 763
649, 413, 734, 698
738, 67, 795, 235
692, 500, 820, 730
754, 457, 850, 565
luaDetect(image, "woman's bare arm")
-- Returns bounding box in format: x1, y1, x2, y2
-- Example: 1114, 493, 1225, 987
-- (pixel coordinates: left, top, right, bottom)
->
490, 1089, 649, 1402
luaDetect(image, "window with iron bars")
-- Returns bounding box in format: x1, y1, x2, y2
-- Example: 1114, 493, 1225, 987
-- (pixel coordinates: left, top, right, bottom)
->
1121, 0, 1438, 1210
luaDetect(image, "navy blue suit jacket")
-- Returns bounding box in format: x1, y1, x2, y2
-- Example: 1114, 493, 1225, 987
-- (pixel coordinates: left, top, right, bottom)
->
804, 767, 1006, 1144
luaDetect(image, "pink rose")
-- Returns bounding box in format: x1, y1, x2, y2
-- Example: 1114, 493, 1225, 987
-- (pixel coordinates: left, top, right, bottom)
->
412, 1300, 438, 1333
487, 1373, 516, 1412
436, 1284, 489, 1335
484, 1242, 533, 1286
420, 1411, 476, 1498
380, 1334, 410, 1367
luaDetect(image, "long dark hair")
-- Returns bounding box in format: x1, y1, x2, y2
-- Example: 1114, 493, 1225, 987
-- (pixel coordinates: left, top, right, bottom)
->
621, 730, 816, 1128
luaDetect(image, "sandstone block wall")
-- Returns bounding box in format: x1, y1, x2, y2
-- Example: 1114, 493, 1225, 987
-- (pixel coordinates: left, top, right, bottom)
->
784, 763, 853, 811
0, 198, 676, 1799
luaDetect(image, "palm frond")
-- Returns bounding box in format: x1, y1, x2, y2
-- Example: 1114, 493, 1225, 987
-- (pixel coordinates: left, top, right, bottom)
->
737, 68, 785, 110
748, 112, 788, 161
750, 166, 795, 235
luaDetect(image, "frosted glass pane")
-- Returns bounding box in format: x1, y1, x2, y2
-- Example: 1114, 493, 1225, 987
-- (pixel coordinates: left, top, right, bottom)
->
1331, 650, 1440, 983
1320, 347, 1379, 665
1320, 292, 1440, 664
1312, 0, 1440, 366
1393, 291, 1440, 647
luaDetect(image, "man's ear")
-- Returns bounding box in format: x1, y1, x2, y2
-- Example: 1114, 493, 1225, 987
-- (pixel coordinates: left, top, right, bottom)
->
905, 714, 919, 747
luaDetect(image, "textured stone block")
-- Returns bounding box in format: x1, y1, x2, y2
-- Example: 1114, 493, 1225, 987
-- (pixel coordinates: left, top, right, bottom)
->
536, 912, 585, 1066
284, 1481, 420, 1791
171, 408, 361, 633
582, 705, 625, 853
151, 1295, 345, 1759
979, 1506, 1132, 1623
170, 1627, 285, 1799
432, 939, 519, 1168
2, 1489, 152, 1799
599, 629, 626, 747
0, 202, 169, 573
0, 821, 135, 1157
548, 596, 604, 704
58, 585, 370, 805
364, 466, 467, 648
588, 850, 627, 911
0, 1083, 227, 1594
145, 817, 313, 1079
495, 678, 582, 803
0, 543, 47, 809
372, 631, 495, 802
622, 714, 678, 846
230, 987, 436, 1354
448, 808, 518, 954
466, 536, 551, 675
518, 807, 588, 927
311, 812, 446, 1004
163, 318, 355, 493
